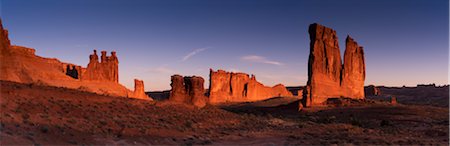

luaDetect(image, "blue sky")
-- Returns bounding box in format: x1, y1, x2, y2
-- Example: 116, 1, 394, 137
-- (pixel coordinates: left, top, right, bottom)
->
1, 0, 448, 90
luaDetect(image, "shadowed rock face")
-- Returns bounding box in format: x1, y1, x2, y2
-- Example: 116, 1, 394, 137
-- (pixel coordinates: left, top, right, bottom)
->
365, 85, 381, 96
305, 23, 365, 106
169, 75, 207, 108
209, 69, 293, 104
170, 75, 187, 102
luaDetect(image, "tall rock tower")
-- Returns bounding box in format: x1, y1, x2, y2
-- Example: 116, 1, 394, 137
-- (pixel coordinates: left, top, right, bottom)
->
304, 23, 366, 106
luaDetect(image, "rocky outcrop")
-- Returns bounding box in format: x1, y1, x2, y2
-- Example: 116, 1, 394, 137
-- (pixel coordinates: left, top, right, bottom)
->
0, 18, 151, 100
169, 75, 207, 108
209, 70, 233, 103
209, 69, 293, 104
169, 75, 187, 102
341, 36, 366, 98
365, 85, 381, 96
0, 19, 10, 52
304, 23, 365, 106
129, 79, 152, 100
82, 50, 118, 82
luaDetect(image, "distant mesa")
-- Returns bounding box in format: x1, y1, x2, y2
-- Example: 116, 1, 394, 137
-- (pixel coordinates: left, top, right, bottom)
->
0, 18, 152, 100
365, 85, 381, 96
303, 23, 366, 107
209, 69, 293, 104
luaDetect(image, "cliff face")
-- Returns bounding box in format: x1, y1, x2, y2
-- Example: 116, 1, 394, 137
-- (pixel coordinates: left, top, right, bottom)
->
0, 18, 151, 100
209, 69, 293, 104
341, 36, 366, 98
169, 75, 207, 108
305, 23, 366, 106
307, 23, 343, 104
0, 19, 10, 52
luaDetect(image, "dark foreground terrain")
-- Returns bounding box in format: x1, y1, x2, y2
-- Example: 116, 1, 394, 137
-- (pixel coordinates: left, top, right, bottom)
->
0, 81, 448, 145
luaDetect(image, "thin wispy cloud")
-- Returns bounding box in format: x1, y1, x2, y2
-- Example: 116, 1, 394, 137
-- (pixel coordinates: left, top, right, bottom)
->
241, 55, 284, 66
151, 66, 175, 74
182, 47, 208, 62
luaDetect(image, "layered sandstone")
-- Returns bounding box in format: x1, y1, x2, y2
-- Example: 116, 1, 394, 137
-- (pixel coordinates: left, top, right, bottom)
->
209, 69, 293, 104
304, 23, 365, 106
169, 75, 207, 108
0, 18, 151, 100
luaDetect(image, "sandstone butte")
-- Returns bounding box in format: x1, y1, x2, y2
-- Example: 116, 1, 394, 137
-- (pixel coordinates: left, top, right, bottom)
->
0, 19, 152, 100
303, 23, 366, 107
209, 69, 293, 104
169, 75, 208, 108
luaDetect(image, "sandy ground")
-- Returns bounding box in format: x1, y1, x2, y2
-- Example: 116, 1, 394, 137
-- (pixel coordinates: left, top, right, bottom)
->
0, 80, 448, 145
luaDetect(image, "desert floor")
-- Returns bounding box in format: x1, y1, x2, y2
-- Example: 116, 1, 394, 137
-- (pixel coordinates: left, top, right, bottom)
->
0, 81, 448, 145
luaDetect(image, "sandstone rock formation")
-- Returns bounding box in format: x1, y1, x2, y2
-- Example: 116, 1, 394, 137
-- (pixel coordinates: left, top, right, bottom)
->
365, 85, 381, 96
129, 79, 152, 100
169, 75, 207, 108
390, 96, 397, 105
169, 75, 187, 102
209, 69, 293, 104
0, 19, 10, 52
82, 50, 118, 82
0, 18, 151, 100
341, 36, 366, 98
304, 23, 365, 106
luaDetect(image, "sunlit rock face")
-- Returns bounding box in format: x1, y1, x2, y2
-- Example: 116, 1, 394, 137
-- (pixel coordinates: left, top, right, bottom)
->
209, 69, 293, 104
341, 36, 366, 99
169, 75, 207, 108
82, 50, 119, 83
0, 18, 151, 100
305, 23, 366, 106
0, 19, 10, 52
129, 79, 152, 100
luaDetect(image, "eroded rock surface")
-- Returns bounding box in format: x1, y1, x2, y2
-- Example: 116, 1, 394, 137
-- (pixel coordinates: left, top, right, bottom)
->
129, 79, 152, 100
0, 18, 151, 100
341, 36, 366, 99
209, 69, 293, 104
169, 75, 207, 108
305, 23, 365, 106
